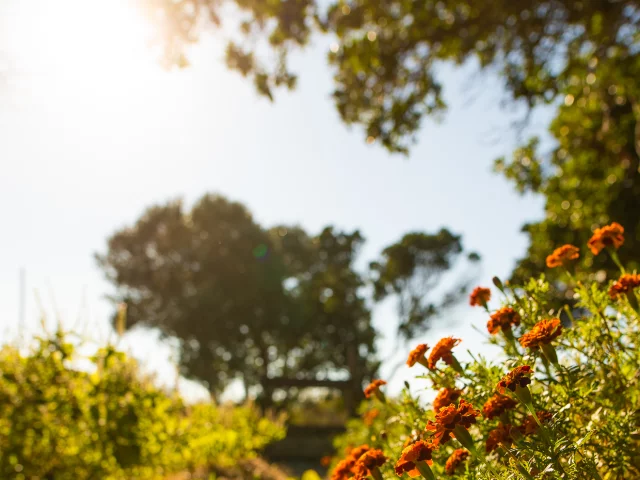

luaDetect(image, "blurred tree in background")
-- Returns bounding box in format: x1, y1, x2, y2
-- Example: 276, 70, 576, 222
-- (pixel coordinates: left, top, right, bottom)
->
142, 0, 640, 292
97, 194, 476, 403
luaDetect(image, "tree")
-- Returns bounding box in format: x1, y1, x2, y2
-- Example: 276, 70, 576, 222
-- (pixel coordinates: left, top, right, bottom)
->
145, 1, 638, 149
495, 48, 640, 292
97, 193, 476, 400
96, 194, 291, 396
142, 0, 640, 292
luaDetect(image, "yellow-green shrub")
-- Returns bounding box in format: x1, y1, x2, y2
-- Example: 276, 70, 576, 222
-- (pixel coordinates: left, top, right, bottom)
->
0, 332, 285, 479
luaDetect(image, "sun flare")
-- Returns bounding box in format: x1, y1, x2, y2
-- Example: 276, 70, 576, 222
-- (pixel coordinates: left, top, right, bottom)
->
12, 0, 157, 85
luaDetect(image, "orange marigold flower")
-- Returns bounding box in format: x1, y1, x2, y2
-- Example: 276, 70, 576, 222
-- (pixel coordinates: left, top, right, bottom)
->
363, 409, 380, 426
487, 307, 521, 335
364, 379, 387, 399
587, 222, 624, 255
444, 449, 470, 476
482, 393, 518, 419
608, 273, 640, 299
406, 344, 429, 367
331, 458, 356, 480
394, 440, 436, 477
485, 423, 514, 453
353, 449, 387, 479
469, 286, 491, 307
433, 387, 462, 413
332, 446, 371, 480
518, 318, 562, 349
348, 445, 371, 459
321, 456, 332, 467
546, 244, 580, 268
497, 365, 532, 394
427, 337, 461, 370
519, 411, 553, 436
425, 399, 480, 445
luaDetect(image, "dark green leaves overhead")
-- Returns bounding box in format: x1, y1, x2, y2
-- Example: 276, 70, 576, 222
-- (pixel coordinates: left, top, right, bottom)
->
145, 0, 639, 153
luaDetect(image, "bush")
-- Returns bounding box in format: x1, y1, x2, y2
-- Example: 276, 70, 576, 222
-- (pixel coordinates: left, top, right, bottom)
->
0, 331, 285, 479
330, 223, 640, 479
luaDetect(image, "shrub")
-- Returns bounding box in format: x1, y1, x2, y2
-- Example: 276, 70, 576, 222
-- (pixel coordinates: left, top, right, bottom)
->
331, 223, 640, 479
0, 332, 285, 479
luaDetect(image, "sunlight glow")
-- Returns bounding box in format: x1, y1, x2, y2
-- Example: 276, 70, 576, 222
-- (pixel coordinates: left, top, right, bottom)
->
6, 0, 160, 97
34, 0, 152, 72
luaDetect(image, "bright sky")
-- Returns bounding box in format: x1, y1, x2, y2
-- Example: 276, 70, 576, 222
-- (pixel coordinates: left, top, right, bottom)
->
0, 0, 552, 401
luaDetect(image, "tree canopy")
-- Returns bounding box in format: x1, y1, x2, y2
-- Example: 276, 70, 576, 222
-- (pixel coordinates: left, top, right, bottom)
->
97, 193, 476, 399
146, 1, 638, 150
142, 0, 640, 293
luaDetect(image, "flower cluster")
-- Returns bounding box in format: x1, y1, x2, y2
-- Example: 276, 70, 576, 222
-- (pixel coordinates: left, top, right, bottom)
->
354, 449, 387, 480
469, 287, 491, 308
587, 222, 624, 255
496, 366, 532, 394
394, 441, 436, 477
485, 423, 514, 453
518, 318, 562, 349
444, 449, 469, 475
427, 337, 461, 370
331, 445, 371, 480
425, 400, 480, 445
486, 307, 520, 335
609, 273, 640, 299
433, 387, 462, 413
406, 344, 429, 367
338, 222, 637, 479
482, 394, 517, 420
363, 408, 380, 426
364, 380, 387, 399
546, 244, 579, 268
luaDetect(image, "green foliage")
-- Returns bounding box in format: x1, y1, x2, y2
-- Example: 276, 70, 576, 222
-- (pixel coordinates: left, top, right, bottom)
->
0, 331, 285, 480
97, 193, 476, 401
329, 231, 640, 478
497, 50, 640, 293
145, 1, 638, 152
143, 1, 640, 295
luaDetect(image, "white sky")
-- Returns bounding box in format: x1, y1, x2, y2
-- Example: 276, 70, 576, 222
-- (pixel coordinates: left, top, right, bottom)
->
0, 0, 551, 401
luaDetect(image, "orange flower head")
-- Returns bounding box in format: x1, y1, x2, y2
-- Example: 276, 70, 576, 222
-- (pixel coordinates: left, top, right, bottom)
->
546, 244, 580, 268
485, 423, 514, 453
482, 393, 518, 419
425, 399, 480, 445
353, 449, 387, 480
427, 337, 461, 370
363, 409, 380, 426
444, 449, 470, 476
321, 456, 332, 467
518, 318, 562, 349
332, 458, 356, 480
469, 287, 491, 307
587, 222, 624, 255
364, 379, 387, 399
394, 440, 436, 477
519, 411, 553, 436
609, 273, 640, 299
406, 344, 429, 367
433, 387, 462, 413
487, 307, 521, 335
332, 445, 370, 480
497, 365, 532, 394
